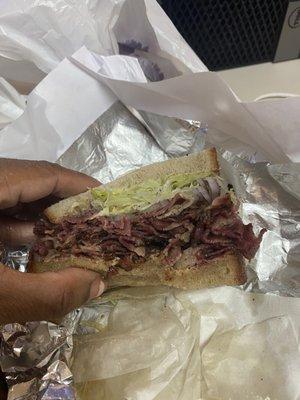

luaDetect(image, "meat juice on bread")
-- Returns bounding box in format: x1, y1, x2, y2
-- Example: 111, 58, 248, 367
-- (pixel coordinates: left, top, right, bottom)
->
31, 148, 265, 290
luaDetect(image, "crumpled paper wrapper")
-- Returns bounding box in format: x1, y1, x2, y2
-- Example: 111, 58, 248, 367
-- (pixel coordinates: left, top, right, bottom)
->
72, 286, 300, 400
0, 78, 26, 130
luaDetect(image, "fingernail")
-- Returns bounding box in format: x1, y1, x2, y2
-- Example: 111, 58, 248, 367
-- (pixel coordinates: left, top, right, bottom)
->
89, 278, 106, 300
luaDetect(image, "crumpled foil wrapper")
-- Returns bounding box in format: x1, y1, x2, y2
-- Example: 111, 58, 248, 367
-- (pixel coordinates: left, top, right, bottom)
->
56, 102, 208, 183
0, 248, 29, 272
1, 102, 299, 399
218, 151, 300, 297
0, 318, 77, 400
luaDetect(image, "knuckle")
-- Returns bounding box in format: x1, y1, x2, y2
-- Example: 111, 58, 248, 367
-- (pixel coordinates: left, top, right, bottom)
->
37, 160, 55, 171
34, 160, 58, 180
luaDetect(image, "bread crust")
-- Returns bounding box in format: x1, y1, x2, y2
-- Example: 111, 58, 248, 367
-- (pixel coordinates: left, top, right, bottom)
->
29, 251, 246, 290
45, 148, 219, 223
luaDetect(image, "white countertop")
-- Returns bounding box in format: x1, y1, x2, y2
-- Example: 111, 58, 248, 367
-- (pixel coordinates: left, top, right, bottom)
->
218, 59, 300, 102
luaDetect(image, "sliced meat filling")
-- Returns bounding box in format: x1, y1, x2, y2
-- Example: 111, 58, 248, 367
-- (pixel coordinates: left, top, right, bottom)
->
34, 193, 266, 268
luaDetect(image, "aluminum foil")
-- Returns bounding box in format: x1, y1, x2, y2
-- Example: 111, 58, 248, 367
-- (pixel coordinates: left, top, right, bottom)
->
0, 319, 76, 400
1, 105, 300, 399
0, 248, 29, 272
128, 107, 207, 157
218, 150, 300, 297
56, 101, 169, 184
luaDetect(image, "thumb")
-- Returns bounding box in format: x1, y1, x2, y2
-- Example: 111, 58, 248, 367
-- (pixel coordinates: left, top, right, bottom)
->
0, 264, 105, 324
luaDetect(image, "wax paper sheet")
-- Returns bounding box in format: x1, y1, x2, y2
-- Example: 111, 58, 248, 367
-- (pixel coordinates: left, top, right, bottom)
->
72, 286, 300, 400
0, 77, 26, 129
0, 0, 299, 399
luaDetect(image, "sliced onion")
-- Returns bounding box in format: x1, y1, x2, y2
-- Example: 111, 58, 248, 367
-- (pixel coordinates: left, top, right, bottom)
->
205, 177, 221, 200
194, 185, 211, 203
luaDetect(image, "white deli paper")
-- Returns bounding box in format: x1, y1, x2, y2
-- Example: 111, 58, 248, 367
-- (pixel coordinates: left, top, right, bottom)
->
0, 56, 117, 160
1, 45, 299, 163
0, 77, 26, 129
73, 287, 300, 400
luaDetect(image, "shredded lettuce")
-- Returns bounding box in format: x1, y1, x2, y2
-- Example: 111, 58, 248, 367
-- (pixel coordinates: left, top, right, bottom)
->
91, 172, 215, 216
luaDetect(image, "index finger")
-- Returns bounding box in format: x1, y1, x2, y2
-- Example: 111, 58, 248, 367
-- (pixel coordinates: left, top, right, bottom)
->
0, 159, 100, 209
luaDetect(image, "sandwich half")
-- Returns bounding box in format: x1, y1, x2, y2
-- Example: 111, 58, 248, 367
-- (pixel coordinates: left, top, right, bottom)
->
31, 148, 265, 290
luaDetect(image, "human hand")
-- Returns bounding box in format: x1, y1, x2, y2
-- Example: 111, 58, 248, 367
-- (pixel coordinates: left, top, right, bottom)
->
0, 159, 105, 324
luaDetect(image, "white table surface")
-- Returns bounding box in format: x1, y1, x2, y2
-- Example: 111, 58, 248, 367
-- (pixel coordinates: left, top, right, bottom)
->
218, 59, 300, 102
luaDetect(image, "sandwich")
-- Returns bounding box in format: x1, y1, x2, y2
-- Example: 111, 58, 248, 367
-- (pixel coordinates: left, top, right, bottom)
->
31, 148, 265, 290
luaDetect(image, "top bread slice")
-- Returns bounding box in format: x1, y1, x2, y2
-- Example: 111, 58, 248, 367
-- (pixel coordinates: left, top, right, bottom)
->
45, 148, 219, 223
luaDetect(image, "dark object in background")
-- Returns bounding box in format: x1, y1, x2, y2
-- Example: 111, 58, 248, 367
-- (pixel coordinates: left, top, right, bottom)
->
161, 0, 289, 70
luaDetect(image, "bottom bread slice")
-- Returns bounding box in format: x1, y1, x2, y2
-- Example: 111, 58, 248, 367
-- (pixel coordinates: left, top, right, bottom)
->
30, 251, 246, 290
